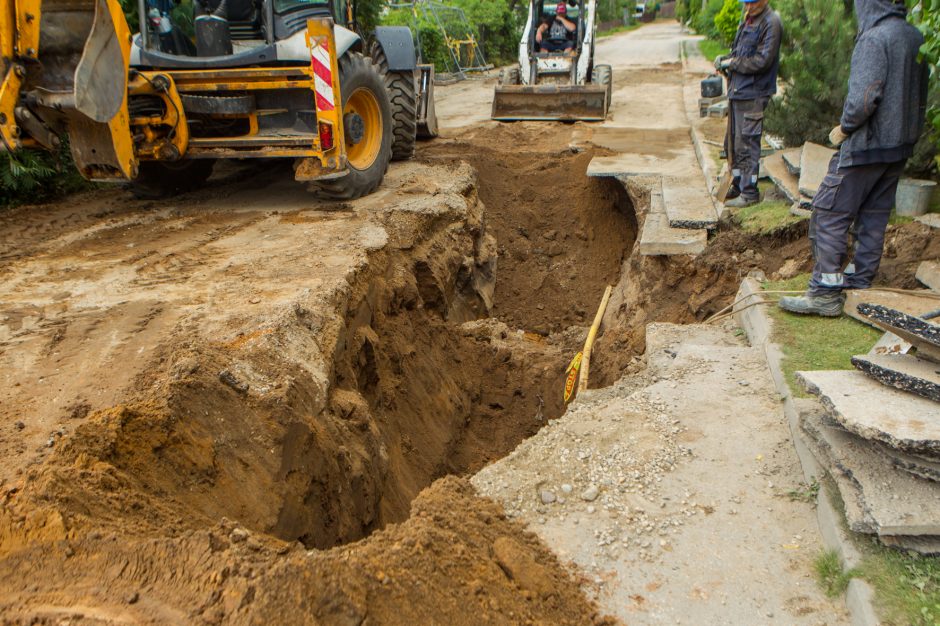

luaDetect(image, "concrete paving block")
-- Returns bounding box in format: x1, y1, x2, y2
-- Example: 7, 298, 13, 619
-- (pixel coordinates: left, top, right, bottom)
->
661, 177, 718, 230
917, 260, 940, 292
782, 148, 802, 176
856, 303, 940, 362
845, 289, 940, 328
798, 142, 836, 198
915, 213, 940, 229
852, 353, 940, 403
801, 411, 940, 537
797, 369, 940, 458
763, 151, 800, 204
639, 213, 707, 256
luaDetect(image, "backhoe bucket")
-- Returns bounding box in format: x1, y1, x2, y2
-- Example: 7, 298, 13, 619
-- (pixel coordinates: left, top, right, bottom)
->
491, 84, 608, 122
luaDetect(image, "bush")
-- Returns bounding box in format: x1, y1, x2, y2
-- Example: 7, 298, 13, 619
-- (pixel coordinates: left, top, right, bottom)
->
0, 146, 90, 208
713, 0, 741, 46
693, 0, 724, 40
764, 0, 857, 147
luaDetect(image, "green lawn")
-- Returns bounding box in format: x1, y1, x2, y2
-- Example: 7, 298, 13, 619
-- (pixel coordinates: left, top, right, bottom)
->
731, 199, 805, 235
598, 22, 642, 37
699, 38, 730, 62
762, 274, 882, 396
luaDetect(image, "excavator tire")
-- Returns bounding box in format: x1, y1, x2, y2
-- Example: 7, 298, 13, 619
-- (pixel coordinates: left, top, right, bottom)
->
592, 64, 613, 111
312, 52, 393, 200
129, 160, 216, 199
370, 41, 417, 161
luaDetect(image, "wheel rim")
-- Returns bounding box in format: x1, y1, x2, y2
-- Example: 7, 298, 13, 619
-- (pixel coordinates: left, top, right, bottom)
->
345, 87, 383, 171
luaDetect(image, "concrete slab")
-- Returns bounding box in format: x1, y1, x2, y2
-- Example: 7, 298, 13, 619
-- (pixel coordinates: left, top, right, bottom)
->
871, 440, 940, 482
639, 213, 708, 256
661, 177, 718, 230
856, 303, 940, 362
798, 142, 836, 198
797, 369, 940, 458
869, 331, 913, 357
782, 148, 802, 176
763, 151, 800, 204
852, 353, 940, 403
880, 534, 940, 555
915, 213, 940, 229
917, 260, 940, 292
587, 153, 693, 178
845, 289, 940, 327
801, 412, 940, 537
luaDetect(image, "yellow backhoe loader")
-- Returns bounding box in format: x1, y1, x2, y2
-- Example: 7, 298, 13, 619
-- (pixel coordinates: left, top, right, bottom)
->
0, 0, 437, 198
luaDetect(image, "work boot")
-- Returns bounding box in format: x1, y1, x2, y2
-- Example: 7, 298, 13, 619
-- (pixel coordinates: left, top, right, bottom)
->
778, 291, 846, 318
725, 184, 741, 200
725, 195, 759, 208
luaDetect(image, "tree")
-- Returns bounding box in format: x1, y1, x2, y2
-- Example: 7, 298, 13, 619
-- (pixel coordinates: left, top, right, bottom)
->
713, 0, 741, 46
764, 0, 857, 147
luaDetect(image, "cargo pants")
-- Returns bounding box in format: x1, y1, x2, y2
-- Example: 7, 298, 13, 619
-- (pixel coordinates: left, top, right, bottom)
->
808, 153, 906, 296
728, 96, 769, 201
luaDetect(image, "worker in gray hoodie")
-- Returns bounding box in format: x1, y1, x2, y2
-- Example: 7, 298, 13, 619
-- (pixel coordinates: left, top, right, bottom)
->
780, 0, 927, 317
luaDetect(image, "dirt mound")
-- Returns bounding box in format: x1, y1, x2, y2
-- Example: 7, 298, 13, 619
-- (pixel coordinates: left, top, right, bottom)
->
0, 477, 616, 625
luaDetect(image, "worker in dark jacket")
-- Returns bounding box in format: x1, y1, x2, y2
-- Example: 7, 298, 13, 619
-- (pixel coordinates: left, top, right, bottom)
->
780, 0, 927, 317
715, 0, 782, 207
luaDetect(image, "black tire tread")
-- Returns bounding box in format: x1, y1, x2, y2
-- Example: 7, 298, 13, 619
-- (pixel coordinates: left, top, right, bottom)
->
312, 52, 392, 201
371, 41, 417, 161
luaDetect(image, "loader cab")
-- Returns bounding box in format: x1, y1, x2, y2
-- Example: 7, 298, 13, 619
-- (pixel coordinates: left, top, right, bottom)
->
533, 0, 584, 54
524, 0, 593, 85
132, 0, 356, 68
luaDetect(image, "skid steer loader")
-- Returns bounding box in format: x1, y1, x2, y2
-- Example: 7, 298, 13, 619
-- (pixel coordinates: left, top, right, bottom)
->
0, 0, 437, 199
492, 0, 611, 122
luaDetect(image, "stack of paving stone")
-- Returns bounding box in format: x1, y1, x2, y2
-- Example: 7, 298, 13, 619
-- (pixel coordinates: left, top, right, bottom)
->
797, 303, 940, 554
761, 142, 835, 217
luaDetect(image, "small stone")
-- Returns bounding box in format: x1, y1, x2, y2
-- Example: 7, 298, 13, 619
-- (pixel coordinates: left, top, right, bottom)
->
561, 484, 573, 494
14, 421, 25, 430
540, 490, 556, 504
127, 591, 140, 605
230, 528, 249, 543
587, 506, 596, 514
581, 485, 600, 502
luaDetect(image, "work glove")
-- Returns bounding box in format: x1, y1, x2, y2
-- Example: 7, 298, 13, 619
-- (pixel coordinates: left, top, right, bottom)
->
719, 57, 735, 71
829, 125, 849, 147
713, 54, 727, 72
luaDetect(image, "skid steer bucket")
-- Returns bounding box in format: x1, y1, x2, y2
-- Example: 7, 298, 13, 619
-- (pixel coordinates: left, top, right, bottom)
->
491, 84, 608, 122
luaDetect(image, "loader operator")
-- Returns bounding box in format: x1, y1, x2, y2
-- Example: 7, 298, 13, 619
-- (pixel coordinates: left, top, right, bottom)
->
537, 2, 577, 53
779, 0, 927, 318
715, 0, 782, 208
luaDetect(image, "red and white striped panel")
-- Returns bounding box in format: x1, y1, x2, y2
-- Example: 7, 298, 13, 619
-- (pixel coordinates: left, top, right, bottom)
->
311, 39, 335, 112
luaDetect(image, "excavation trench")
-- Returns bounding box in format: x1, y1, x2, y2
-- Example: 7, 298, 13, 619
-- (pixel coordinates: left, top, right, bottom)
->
1, 144, 637, 555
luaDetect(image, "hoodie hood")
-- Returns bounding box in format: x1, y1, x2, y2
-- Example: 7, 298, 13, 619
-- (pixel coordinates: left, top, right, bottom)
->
855, 0, 907, 34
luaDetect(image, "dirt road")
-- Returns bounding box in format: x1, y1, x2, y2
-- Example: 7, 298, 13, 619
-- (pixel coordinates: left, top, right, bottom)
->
1, 20, 937, 625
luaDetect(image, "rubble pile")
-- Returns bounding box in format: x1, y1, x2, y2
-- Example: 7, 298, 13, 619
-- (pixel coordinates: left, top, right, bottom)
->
798, 303, 940, 555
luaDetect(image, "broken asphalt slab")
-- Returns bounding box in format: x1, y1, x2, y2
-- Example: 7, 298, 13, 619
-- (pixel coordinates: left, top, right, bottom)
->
856, 302, 940, 363
871, 440, 940, 483
763, 151, 800, 204
782, 148, 801, 176
801, 411, 940, 538
638, 180, 708, 256
797, 369, 940, 458
852, 353, 940, 403
845, 289, 940, 326
798, 142, 836, 198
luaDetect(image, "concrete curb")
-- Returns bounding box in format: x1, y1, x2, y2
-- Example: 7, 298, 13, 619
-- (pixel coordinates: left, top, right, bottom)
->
733, 277, 881, 626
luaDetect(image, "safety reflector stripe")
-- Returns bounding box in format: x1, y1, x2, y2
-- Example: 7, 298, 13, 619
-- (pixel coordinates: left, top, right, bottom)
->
311, 41, 335, 112
820, 272, 844, 287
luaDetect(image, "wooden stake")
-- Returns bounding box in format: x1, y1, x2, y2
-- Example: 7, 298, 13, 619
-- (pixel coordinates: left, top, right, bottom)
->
578, 285, 613, 395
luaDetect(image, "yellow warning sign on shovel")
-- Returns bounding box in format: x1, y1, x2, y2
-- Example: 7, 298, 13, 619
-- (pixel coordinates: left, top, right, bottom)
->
564, 352, 583, 404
